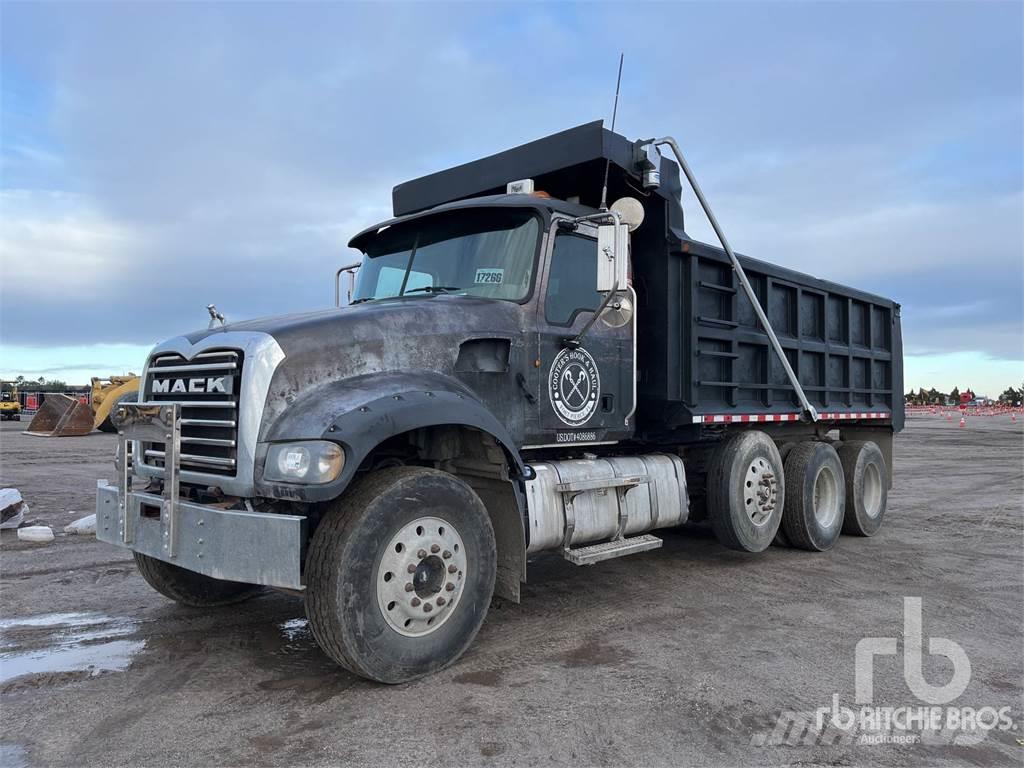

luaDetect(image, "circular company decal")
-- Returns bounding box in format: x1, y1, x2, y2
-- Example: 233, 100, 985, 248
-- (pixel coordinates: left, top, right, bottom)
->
548, 348, 601, 427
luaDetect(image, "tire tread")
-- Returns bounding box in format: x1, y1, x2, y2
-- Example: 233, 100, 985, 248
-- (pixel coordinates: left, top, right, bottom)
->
838, 440, 887, 536
707, 431, 784, 552
304, 468, 421, 677
782, 442, 821, 551
305, 466, 495, 682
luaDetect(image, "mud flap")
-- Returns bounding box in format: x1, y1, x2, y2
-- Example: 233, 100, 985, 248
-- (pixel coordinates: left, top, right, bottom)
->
25, 394, 95, 437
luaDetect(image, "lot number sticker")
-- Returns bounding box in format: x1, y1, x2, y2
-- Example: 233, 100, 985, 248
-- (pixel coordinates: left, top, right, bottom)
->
473, 268, 504, 285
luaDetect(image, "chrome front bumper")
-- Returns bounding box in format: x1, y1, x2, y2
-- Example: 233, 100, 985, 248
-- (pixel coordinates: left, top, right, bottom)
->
96, 403, 305, 590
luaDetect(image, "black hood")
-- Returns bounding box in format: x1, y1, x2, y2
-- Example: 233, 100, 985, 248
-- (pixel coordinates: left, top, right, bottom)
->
188, 295, 523, 352
186, 295, 527, 407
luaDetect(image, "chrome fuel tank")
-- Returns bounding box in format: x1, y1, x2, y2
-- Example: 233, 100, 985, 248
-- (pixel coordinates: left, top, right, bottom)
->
524, 454, 688, 553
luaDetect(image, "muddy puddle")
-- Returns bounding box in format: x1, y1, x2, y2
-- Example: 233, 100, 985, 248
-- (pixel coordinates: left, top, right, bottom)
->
0, 743, 29, 768
0, 605, 366, 699
0, 612, 146, 684
246, 615, 368, 697
252, 616, 331, 675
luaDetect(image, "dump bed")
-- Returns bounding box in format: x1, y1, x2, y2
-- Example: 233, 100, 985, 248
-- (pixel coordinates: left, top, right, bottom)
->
634, 236, 903, 433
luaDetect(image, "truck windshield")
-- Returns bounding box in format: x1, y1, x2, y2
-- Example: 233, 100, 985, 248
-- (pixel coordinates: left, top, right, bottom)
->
352, 208, 540, 303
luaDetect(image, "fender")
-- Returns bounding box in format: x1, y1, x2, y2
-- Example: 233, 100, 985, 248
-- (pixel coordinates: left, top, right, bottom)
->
254, 370, 527, 502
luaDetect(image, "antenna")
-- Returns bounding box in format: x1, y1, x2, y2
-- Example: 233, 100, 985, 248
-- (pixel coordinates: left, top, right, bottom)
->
599, 53, 624, 211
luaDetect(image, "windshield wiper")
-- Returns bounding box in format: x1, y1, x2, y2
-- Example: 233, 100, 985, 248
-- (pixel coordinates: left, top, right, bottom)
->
350, 294, 403, 304
350, 286, 462, 304
403, 286, 462, 295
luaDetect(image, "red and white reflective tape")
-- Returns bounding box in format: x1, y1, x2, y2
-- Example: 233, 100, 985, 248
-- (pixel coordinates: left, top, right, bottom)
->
692, 411, 890, 424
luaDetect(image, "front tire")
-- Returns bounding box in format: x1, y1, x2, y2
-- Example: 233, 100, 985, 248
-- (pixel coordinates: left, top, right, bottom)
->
707, 430, 785, 553
133, 552, 262, 607
305, 467, 496, 684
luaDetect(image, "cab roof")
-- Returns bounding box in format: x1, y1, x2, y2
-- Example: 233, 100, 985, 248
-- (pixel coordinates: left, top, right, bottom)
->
350, 120, 686, 250
347, 194, 596, 251
390, 120, 680, 217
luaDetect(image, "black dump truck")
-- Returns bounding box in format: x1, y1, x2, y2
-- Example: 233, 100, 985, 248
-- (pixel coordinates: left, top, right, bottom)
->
97, 121, 903, 683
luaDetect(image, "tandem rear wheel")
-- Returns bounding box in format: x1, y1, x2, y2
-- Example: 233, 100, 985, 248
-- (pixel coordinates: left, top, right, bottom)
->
710, 433, 888, 552
838, 441, 888, 536
772, 438, 888, 547
781, 442, 845, 551
707, 431, 785, 552
304, 466, 497, 684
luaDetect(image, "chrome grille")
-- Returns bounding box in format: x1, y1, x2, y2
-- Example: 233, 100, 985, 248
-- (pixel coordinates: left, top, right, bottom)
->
143, 349, 242, 477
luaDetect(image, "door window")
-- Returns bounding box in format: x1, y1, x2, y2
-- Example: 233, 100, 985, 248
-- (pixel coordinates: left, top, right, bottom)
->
545, 234, 601, 326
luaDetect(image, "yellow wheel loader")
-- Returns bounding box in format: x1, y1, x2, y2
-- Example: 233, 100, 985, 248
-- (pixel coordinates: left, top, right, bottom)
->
91, 376, 141, 433
26, 375, 139, 437
0, 383, 22, 421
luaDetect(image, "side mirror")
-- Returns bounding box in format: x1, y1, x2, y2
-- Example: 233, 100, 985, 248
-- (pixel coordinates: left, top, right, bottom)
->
335, 261, 362, 306
596, 224, 629, 293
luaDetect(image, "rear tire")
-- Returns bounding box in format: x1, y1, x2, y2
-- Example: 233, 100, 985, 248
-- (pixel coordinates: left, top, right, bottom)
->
838, 441, 888, 536
133, 552, 262, 607
305, 466, 496, 684
707, 430, 784, 553
781, 442, 845, 551
772, 443, 799, 548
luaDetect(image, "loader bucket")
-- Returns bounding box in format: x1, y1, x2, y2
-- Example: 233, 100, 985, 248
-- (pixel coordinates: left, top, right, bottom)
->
25, 394, 95, 437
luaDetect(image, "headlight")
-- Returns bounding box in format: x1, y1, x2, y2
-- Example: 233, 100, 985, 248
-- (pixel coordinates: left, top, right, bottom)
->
264, 441, 345, 484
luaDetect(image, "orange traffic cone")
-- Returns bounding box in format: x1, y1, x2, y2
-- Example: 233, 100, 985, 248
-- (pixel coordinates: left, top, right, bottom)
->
1012, 413, 1017, 422
946, 413, 952, 421
959, 416, 966, 428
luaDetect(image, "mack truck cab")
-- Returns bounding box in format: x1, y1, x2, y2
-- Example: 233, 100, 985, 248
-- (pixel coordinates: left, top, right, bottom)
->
97, 122, 902, 683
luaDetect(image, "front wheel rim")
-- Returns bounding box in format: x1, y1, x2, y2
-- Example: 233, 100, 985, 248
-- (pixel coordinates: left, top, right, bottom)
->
376, 516, 467, 638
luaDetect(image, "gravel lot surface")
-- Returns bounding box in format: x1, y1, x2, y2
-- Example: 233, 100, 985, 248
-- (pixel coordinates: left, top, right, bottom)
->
1, 416, 1021, 767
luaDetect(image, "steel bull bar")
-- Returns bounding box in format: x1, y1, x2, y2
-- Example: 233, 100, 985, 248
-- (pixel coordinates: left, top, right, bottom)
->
95, 403, 306, 589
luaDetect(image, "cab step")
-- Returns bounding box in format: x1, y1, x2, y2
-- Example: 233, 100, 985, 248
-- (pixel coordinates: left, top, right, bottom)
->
562, 534, 662, 566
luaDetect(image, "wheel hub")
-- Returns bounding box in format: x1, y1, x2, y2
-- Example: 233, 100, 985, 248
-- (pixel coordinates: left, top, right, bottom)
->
812, 466, 840, 528
743, 457, 778, 526
377, 516, 467, 637
412, 555, 446, 598
863, 462, 883, 519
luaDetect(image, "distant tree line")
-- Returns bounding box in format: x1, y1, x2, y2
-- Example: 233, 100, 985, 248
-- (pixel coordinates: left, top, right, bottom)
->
905, 383, 1023, 406
997, 385, 1024, 405
3, 375, 69, 391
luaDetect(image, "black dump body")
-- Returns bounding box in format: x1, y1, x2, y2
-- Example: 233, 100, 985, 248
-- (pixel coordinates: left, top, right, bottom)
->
395, 121, 905, 436
657, 240, 904, 433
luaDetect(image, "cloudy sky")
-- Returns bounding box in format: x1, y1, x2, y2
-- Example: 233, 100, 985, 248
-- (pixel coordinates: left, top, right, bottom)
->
1, 2, 1021, 395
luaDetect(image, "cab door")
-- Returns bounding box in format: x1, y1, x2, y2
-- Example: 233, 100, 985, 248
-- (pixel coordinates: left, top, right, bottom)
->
525, 219, 635, 447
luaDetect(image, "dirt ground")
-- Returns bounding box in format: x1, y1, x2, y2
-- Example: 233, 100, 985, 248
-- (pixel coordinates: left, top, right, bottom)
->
0, 415, 1021, 767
